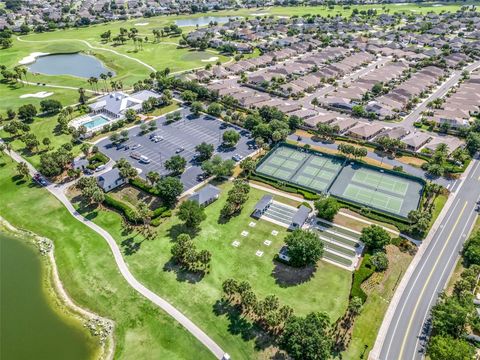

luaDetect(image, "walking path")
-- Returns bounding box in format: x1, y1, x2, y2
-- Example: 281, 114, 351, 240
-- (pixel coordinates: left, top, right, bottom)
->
2, 144, 227, 360
18, 79, 97, 93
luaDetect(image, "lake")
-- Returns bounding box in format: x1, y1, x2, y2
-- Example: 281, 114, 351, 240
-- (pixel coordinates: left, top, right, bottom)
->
0, 232, 97, 360
28, 53, 114, 78
175, 16, 240, 27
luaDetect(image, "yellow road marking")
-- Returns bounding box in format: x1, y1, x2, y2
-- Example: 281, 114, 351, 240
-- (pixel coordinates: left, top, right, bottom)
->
398, 201, 468, 360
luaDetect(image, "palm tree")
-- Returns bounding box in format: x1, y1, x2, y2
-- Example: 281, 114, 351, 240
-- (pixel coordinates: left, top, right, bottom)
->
16, 161, 30, 179
136, 201, 152, 231
100, 73, 108, 92
78, 87, 87, 104
146, 171, 160, 186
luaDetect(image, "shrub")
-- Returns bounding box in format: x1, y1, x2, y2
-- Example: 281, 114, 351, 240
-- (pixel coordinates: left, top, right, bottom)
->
314, 196, 340, 222
463, 231, 480, 266
130, 177, 160, 196
350, 254, 376, 303
297, 189, 320, 200
103, 195, 140, 223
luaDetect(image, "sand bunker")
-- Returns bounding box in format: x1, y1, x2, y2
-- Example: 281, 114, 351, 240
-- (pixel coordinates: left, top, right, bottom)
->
20, 91, 54, 99
201, 56, 219, 62
251, 13, 269, 16
18, 52, 50, 65
135, 22, 149, 26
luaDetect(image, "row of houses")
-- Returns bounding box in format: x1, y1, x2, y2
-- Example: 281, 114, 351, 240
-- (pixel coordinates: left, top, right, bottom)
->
367, 66, 446, 119
426, 70, 480, 129
321, 61, 409, 111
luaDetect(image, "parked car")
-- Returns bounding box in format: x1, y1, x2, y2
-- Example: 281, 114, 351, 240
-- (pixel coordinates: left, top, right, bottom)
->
33, 173, 48, 186
232, 154, 243, 162
139, 155, 151, 164
130, 152, 141, 160
95, 164, 106, 172
175, 147, 185, 154
84, 169, 94, 175
197, 173, 207, 181
131, 144, 141, 150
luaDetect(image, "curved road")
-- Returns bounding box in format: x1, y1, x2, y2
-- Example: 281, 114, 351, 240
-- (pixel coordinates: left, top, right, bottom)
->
370, 154, 480, 360
3, 145, 226, 360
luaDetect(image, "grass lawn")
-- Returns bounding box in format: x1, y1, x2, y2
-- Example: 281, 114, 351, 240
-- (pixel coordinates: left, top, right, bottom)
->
71, 180, 352, 359
334, 209, 399, 233
0, 81, 83, 114
145, 102, 180, 117
341, 245, 413, 360
0, 159, 214, 360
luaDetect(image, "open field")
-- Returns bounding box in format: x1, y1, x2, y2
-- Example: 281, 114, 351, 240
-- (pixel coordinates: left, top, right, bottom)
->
71, 181, 352, 359
0, 160, 214, 360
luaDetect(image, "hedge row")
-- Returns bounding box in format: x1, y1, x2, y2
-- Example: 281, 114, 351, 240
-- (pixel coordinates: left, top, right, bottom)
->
350, 254, 376, 303
104, 194, 140, 223
87, 152, 109, 170
336, 198, 409, 228
103, 195, 171, 226
130, 178, 160, 196
249, 174, 320, 200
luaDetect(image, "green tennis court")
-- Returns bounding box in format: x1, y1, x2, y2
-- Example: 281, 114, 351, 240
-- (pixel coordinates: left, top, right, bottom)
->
352, 169, 409, 196
344, 184, 403, 213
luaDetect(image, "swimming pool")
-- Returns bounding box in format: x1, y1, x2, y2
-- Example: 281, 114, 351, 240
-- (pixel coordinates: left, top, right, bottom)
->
83, 115, 111, 129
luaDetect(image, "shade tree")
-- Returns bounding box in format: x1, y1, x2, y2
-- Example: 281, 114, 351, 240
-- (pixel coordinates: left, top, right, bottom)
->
284, 229, 324, 267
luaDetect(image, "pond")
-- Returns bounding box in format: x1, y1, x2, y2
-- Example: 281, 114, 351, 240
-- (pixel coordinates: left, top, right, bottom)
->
28, 53, 114, 78
175, 16, 240, 27
0, 232, 97, 360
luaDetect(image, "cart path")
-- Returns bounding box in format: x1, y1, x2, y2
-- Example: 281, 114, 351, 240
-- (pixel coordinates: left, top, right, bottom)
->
16, 36, 234, 74
1, 144, 226, 360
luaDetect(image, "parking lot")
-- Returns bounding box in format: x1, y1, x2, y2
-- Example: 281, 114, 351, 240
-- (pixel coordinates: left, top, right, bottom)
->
97, 107, 256, 191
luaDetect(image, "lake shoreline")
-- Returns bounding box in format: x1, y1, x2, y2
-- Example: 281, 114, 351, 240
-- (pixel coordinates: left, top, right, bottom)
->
0, 216, 115, 360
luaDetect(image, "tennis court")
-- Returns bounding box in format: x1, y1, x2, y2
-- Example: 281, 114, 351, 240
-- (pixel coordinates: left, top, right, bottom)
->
256, 144, 424, 218
330, 163, 424, 218
343, 184, 403, 214
352, 169, 408, 196
256, 145, 343, 193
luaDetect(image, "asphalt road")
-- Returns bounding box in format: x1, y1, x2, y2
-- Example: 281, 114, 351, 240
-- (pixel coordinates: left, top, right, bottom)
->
375, 154, 480, 360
